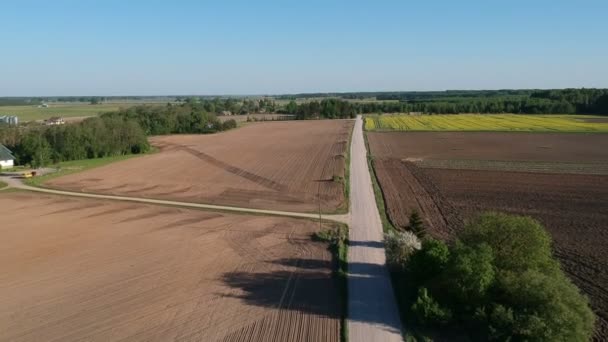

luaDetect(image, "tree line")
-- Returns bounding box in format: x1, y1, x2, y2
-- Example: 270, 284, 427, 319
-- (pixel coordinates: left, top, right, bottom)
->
0, 102, 238, 168
0, 116, 149, 168
281, 99, 357, 119
179, 97, 277, 115
280, 88, 608, 116
100, 103, 237, 135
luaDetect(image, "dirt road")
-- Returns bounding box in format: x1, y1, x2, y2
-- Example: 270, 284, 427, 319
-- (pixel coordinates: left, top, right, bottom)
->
0, 176, 348, 224
348, 115, 403, 341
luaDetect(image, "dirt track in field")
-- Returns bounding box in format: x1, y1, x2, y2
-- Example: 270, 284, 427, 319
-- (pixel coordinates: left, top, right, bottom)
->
47, 120, 353, 213
0, 192, 341, 342
368, 132, 608, 340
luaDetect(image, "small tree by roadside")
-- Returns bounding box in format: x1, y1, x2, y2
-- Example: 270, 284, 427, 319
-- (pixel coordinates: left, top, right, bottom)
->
408, 209, 426, 238
385, 230, 421, 269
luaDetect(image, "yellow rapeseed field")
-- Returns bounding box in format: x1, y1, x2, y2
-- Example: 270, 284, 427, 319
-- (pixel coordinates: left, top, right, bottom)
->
364, 114, 608, 132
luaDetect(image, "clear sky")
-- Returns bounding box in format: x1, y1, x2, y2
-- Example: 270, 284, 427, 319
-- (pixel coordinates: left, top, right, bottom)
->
1, 0, 607, 96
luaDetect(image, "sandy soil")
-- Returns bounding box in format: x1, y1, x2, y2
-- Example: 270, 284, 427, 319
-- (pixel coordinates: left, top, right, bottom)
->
0, 192, 340, 342
368, 132, 608, 340
47, 120, 353, 213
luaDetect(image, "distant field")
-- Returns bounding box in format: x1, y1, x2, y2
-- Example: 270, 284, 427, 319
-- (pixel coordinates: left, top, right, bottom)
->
0, 103, 125, 121
365, 114, 608, 132
47, 120, 354, 213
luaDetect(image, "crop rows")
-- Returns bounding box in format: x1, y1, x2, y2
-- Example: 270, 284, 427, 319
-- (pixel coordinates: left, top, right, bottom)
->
415, 159, 608, 175
0, 192, 340, 341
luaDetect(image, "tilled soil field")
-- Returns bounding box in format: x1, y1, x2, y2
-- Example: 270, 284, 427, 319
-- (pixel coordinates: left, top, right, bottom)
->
368, 131, 608, 162
47, 120, 354, 213
0, 192, 341, 342
368, 132, 608, 339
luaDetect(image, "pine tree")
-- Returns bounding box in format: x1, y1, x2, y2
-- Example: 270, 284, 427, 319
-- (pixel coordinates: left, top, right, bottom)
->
408, 209, 425, 237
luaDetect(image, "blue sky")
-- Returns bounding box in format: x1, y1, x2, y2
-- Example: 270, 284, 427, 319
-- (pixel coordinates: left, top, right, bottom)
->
1, 0, 607, 96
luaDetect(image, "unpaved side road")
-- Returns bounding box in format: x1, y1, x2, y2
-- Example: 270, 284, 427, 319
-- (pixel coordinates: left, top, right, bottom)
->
348, 115, 403, 341
0, 176, 349, 224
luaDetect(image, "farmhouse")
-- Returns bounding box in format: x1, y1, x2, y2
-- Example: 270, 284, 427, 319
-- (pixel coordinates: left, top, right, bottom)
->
0, 144, 15, 169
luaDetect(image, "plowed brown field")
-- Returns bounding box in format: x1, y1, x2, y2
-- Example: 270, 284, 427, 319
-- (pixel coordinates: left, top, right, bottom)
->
47, 120, 354, 213
368, 132, 608, 340
367, 131, 608, 162
0, 192, 341, 342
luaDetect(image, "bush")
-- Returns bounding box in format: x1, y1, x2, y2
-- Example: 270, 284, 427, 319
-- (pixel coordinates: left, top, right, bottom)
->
459, 212, 556, 273
411, 287, 452, 326
385, 230, 421, 268
408, 238, 450, 284
221, 119, 237, 130
402, 212, 595, 341
444, 242, 493, 298
313, 226, 347, 247
332, 175, 344, 183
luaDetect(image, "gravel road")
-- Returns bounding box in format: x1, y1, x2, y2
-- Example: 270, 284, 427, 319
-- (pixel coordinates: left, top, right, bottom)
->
348, 115, 403, 341
0, 175, 349, 224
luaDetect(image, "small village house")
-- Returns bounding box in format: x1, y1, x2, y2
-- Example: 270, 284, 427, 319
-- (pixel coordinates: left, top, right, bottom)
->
0, 144, 15, 169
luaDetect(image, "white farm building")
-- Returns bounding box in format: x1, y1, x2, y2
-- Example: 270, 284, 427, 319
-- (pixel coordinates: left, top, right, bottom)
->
0, 144, 15, 169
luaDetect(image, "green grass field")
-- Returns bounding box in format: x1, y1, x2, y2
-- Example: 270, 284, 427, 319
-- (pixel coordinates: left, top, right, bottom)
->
0, 103, 124, 122
24, 154, 141, 187
365, 114, 608, 133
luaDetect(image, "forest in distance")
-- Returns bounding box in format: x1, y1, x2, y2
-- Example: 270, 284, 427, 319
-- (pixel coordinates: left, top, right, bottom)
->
123, 88, 608, 119
2, 88, 607, 118
279, 88, 608, 117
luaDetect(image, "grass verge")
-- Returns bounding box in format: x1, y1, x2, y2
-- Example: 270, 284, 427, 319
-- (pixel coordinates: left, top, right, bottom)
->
362, 131, 396, 233
0, 180, 7, 189
24, 153, 149, 187
339, 120, 354, 214
313, 223, 349, 342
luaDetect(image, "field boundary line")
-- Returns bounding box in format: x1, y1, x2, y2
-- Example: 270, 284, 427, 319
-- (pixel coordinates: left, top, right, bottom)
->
1, 177, 349, 224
